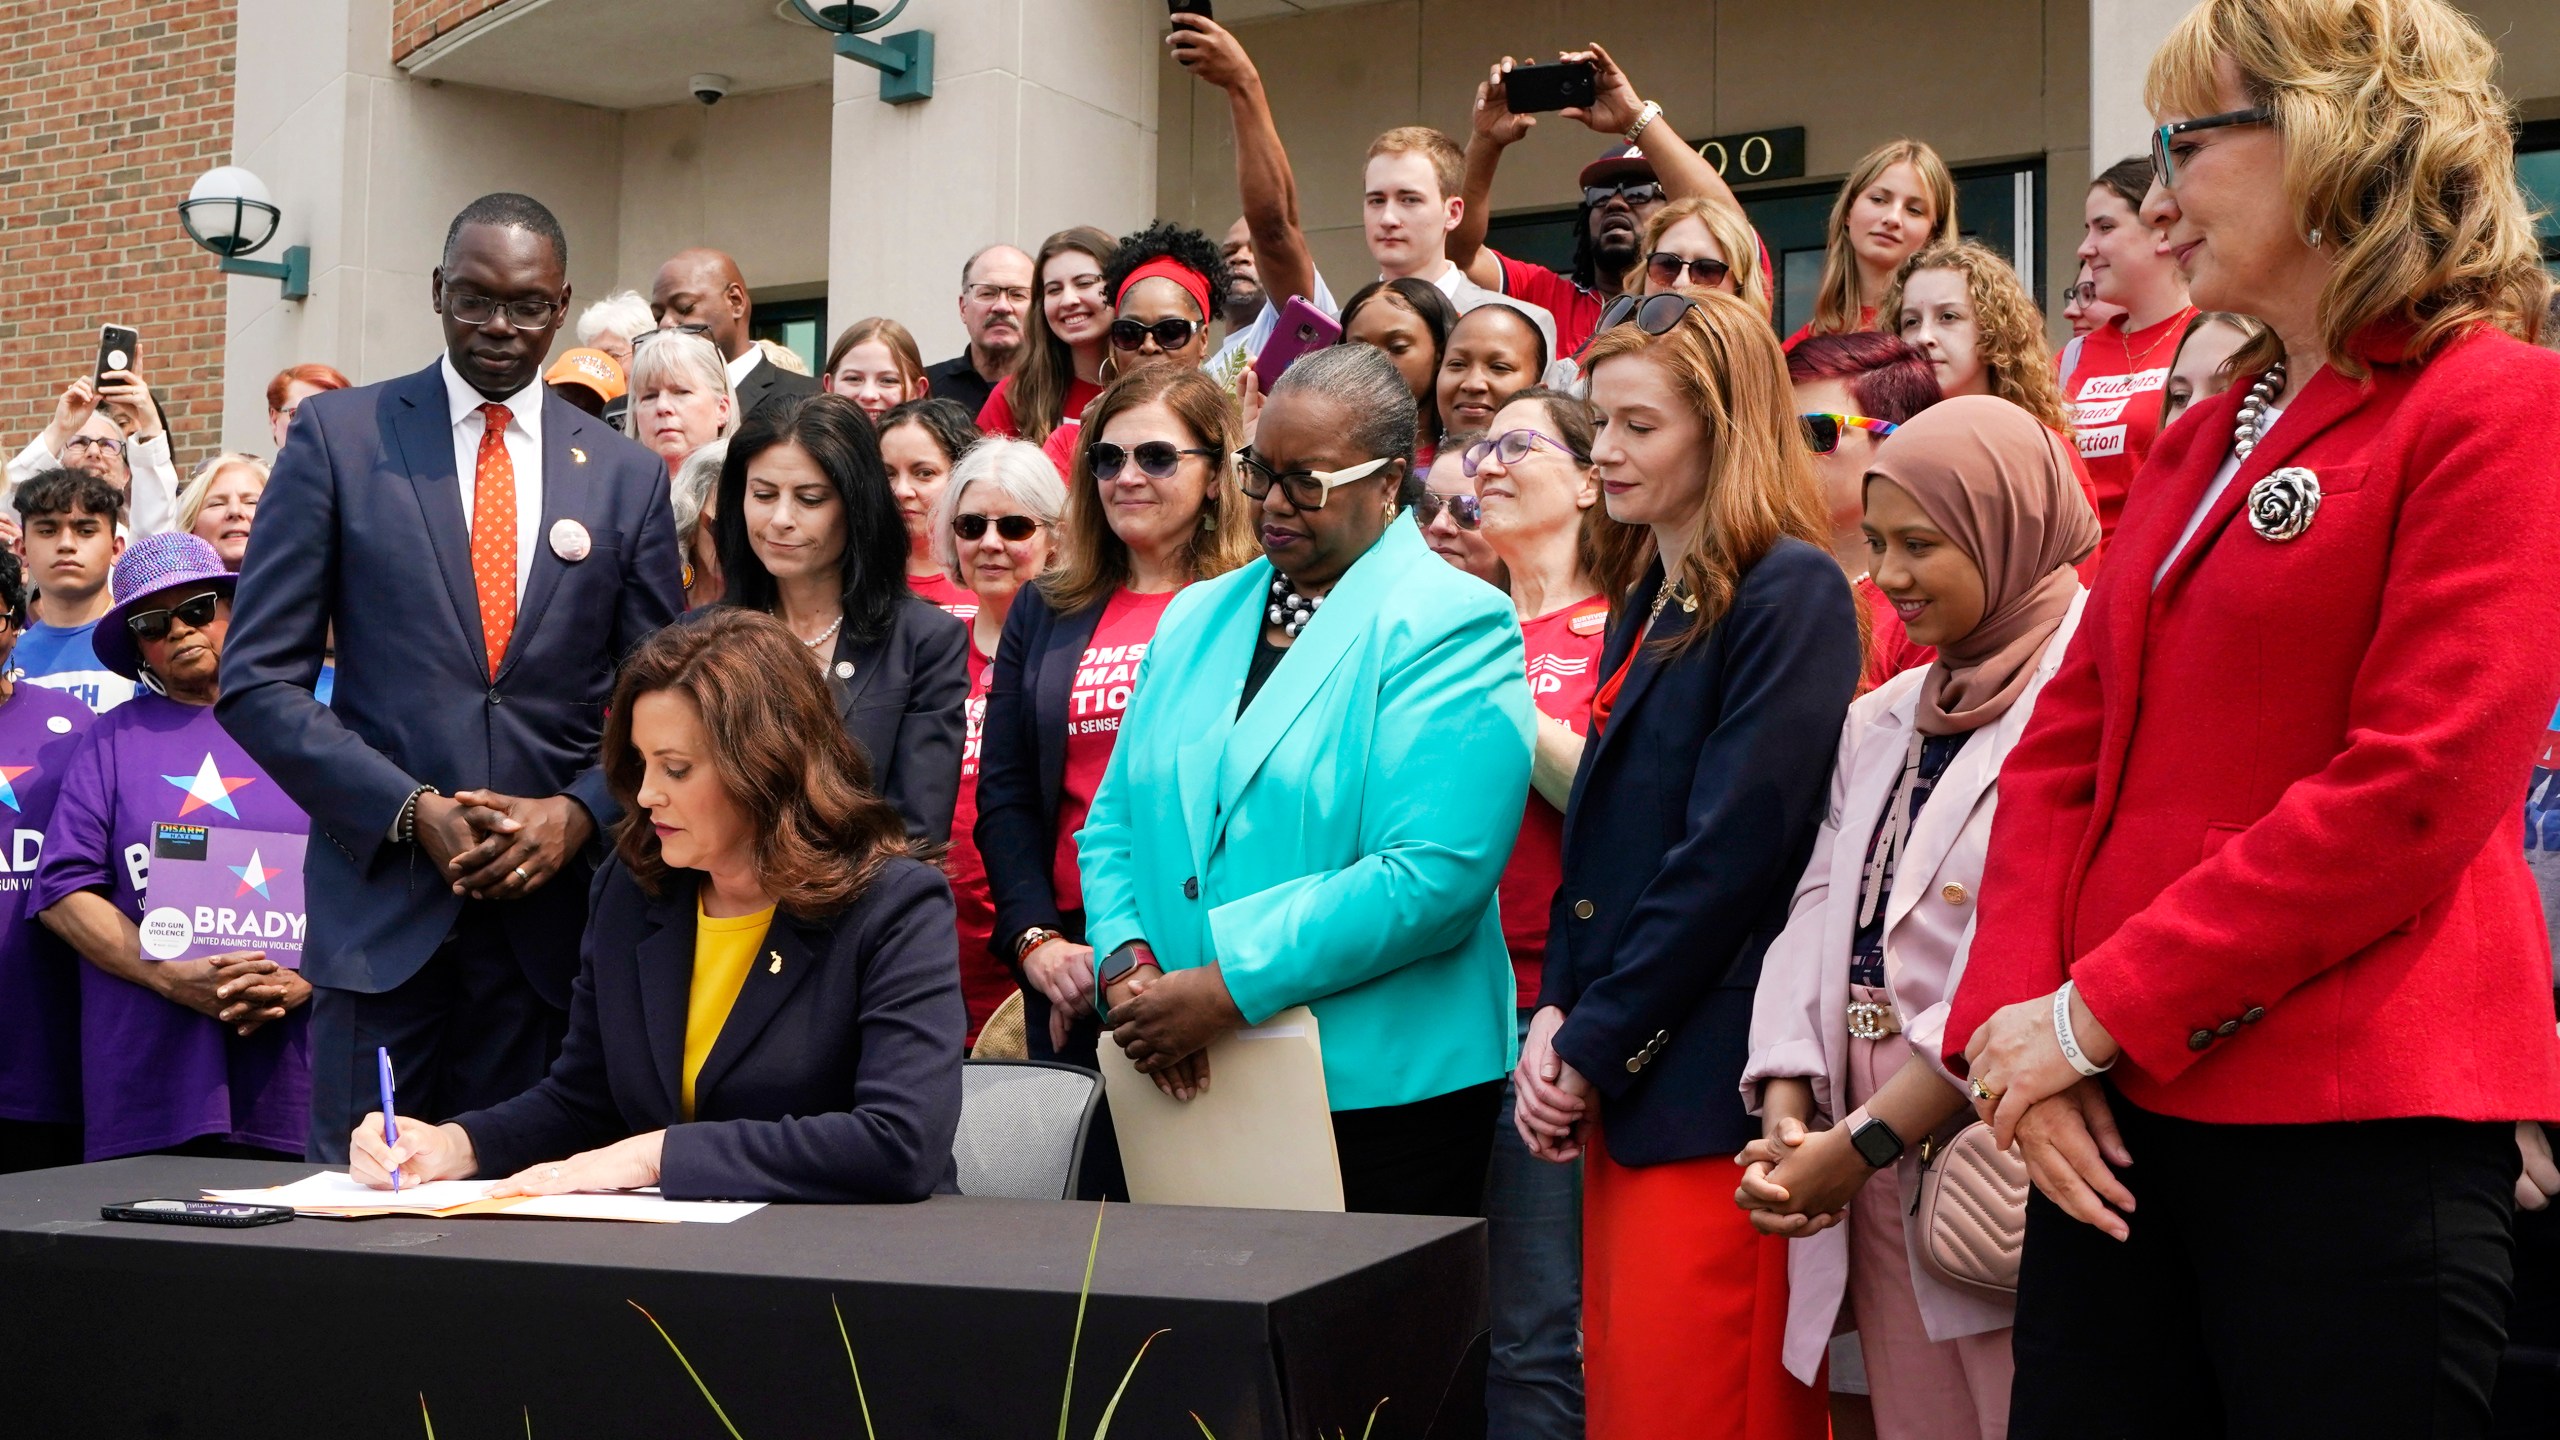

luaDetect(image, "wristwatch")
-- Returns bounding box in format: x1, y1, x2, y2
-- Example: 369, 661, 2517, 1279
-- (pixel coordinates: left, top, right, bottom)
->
1098, 940, 1155, 989
1847, 1109, 1906, 1169
1013, 926, 1063, 962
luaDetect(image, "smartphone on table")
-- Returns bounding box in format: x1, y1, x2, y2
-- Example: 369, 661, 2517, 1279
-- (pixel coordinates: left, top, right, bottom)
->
1503, 60, 1596, 114
101, 1198, 295, 1228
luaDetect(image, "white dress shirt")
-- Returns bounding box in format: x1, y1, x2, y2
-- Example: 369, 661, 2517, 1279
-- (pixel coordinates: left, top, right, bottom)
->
5, 432, 180, 538
724, 345, 760, 392
440, 354, 543, 596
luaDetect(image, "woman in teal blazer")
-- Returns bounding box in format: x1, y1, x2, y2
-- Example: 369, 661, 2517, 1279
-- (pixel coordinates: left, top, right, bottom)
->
1080, 345, 1535, 1216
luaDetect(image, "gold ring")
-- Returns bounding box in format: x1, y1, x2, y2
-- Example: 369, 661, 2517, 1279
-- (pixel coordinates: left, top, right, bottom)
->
1970, 1076, 1999, 1102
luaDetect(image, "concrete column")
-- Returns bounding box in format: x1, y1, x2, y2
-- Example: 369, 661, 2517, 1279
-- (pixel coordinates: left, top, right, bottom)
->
2087, 0, 2197, 176
826, 0, 1162, 364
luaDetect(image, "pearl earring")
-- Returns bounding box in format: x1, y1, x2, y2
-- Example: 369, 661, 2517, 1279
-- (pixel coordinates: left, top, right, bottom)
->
2306, 227, 2323, 248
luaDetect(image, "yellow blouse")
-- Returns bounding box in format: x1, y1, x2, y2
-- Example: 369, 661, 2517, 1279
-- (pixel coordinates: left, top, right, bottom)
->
683, 900, 775, 1120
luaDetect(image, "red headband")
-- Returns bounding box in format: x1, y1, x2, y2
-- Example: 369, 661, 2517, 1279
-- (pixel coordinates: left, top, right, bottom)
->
1117, 257, 1214, 322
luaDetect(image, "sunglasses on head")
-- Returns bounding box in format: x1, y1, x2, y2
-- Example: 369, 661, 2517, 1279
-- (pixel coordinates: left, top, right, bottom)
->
1087, 440, 1216, 482
125, 590, 222, 640
1593, 291, 1705, 340
1798, 413, 1899, 455
1412, 490, 1483, 530
1108, 317, 1201, 353
2149, 105, 2272, 190
953, 512, 1044, 543
1643, 253, 1731, 291
1583, 180, 1665, 208
633, 322, 712, 349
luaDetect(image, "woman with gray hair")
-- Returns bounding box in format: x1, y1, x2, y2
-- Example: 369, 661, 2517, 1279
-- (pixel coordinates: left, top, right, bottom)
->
933, 438, 1063, 1043
625, 330, 736, 479
1080, 343, 1537, 1215
670, 438, 726, 611
574, 289, 655, 374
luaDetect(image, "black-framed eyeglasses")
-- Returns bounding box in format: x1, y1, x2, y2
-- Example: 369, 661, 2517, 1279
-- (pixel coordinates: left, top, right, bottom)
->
1235, 450, 1395, 511
633, 322, 713, 349
1108, 317, 1201, 353
1088, 440, 1216, 481
443, 291, 564, 331
1583, 180, 1665, 209
2150, 106, 2271, 190
1643, 252, 1731, 291
1593, 291, 1704, 340
965, 284, 1031, 306
62, 435, 125, 458
953, 512, 1045, 542
1798, 413, 1899, 456
125, 590, 222, 640
2067, 280, 2099, 306
1412, 490, 1483, 530
1461, 428, 1577, 477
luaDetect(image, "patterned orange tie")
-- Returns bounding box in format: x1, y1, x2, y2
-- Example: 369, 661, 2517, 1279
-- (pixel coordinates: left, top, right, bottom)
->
471, 402, 518, 676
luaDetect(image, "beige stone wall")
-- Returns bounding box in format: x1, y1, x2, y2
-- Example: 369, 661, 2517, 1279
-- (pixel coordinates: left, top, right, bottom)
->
615, 85, 832, 299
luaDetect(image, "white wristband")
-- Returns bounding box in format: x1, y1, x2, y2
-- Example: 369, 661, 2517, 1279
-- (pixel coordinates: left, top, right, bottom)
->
2054, 980, 2114, 1077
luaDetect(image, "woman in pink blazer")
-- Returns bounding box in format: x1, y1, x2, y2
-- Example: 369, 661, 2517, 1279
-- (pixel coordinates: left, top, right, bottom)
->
1737, 396, 2100, 1440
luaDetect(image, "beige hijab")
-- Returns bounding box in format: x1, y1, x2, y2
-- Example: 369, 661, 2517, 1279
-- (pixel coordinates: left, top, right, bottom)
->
1863, 395, 2098, 735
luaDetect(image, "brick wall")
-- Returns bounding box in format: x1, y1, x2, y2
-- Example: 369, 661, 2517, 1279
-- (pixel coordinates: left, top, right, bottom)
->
392, 0, 513, 63
0, 3, 236, 469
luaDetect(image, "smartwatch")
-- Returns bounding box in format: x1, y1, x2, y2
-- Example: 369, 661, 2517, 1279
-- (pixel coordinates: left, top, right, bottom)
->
1847, 1109, 1906, 1169
1095, 941, 1157, 1023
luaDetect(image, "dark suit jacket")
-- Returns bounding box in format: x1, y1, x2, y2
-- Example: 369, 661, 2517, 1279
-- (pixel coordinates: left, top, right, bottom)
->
218, 362, 685, 1004
1537, 540, 1860, 1165
733, 354, 819, 420
973, 584, 1104, 968
456, 857, 964, 1202
828, 593, 969, 845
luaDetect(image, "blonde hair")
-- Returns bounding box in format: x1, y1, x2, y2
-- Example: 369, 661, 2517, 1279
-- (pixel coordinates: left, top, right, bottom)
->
623, 331, 738, 444
824, 317, 925, 391
2147, 0, 2551, 377
1811, 140, 1958, 337
1366, 126, 1466, 202
177, 453, 268, 534
1579, 289, 1837, 653
1881, 240, 2072, 433
1633, 197, 1772, 317
1041, 366, 1258, 616
757, 338, 811, 377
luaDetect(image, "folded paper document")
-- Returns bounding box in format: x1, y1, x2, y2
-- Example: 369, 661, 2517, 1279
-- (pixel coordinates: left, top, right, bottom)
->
201, 1171, 765, 1224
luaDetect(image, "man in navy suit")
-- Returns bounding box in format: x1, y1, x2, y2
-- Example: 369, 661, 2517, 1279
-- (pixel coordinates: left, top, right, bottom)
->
219, 193, 685, 1161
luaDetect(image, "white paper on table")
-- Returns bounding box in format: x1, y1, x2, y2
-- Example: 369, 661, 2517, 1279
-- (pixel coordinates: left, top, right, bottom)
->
203, 1171, 765, 1224
498, 1193, 763, 1223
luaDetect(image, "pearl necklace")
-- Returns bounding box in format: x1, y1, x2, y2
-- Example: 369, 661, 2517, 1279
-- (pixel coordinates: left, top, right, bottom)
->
2230, 360, 2287, 462
1267, 576, 1324, 638
787, 610, 844, 650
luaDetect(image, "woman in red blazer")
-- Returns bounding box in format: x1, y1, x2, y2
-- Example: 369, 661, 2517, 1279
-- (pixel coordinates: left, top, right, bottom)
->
1946, 2, 2560, 1436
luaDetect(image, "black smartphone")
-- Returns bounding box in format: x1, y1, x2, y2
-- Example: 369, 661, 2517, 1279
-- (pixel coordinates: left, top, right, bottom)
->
102, 1198, 296, 1228
1168, 0, 1211, 17
1504, 60, 1596, 114
95, 323, 139, 388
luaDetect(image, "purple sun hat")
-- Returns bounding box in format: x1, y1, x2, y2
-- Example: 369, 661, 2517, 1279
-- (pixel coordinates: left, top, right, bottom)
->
94, 531, 237, 681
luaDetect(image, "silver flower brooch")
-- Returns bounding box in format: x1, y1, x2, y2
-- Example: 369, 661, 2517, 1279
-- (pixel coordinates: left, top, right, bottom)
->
2246, 466, 2320, 543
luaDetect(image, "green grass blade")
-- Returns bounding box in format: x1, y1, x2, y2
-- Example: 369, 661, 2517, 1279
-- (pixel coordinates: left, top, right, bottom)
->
832, 1295, 878, 1440
1088, 1329, 1168, 1440
418, 1395, 435, 1440
1358, 1397, 1389, 1440
629, 1300, 748, 1440
523, 1405, 533, 1439
1058, 1199, 1107, 1440
1189, 1413, 1218, 1439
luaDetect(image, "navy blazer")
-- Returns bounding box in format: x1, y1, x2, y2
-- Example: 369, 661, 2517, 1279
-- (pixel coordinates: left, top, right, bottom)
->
734, 353, 819, 420
973, 583, 1104, 967
826, 593, 969, 845
218, 362, 684, 1004
1538, 540, 1860, 1165
456, 856, 965, 1203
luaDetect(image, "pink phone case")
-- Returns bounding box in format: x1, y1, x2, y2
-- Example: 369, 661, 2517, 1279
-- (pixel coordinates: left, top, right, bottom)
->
1252, 296, 1343, 392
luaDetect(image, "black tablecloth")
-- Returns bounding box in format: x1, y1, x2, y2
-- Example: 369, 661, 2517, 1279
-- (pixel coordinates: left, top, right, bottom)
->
0, 1157, 1490, 1439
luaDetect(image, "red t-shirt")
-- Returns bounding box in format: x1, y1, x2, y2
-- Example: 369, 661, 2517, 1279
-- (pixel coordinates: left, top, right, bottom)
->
945, 639, 1010, 1043
1495, 252, 1607, 359
976, 375, 1103, 443
1858, 576, 1936, 692
1500, 595, 1612, 1003
2064, 308, 2198, 542
907, 570, 979, 624
1782, 306, 1880, 354
1051, 587, 1179, 911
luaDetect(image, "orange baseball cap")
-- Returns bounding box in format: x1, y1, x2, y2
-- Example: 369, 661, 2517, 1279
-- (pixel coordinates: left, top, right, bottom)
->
545, 348, 626, 402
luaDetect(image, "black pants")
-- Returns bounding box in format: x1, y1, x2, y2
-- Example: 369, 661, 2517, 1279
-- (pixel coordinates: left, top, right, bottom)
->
2010, 1091, 2520, 1440
304, 905, 568, 1163
1332, 1080, 1504, 1218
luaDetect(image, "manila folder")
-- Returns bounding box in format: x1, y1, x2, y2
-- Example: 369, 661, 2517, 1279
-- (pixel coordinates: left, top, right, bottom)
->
1099, 1005, 1344, 1212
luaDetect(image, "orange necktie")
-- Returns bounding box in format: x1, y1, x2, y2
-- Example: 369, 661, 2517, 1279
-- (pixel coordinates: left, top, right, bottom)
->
471, 402, 518, 676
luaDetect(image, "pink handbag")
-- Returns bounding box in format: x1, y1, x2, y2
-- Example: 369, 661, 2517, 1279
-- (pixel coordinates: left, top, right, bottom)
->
1915, 1120, 2029, 1298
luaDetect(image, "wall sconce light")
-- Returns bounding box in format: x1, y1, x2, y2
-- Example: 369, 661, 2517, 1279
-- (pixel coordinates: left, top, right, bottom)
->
177, 167, 311, 300
788, 1, 933, 105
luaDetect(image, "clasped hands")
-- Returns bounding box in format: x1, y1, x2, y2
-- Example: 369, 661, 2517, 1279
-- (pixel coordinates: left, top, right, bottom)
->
1511, 1006, 1595, 1163
414, 789, 594, 902
1105, 962, 1243, 1103
155, 949, 309, 1038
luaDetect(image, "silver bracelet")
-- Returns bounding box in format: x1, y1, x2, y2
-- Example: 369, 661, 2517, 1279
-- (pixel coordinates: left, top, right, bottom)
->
1624, 99, 1663, 146
2054, 980, 2114, 1077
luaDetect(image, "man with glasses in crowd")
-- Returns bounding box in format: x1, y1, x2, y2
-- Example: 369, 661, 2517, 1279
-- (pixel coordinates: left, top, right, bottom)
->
6, 364, 180, 542
648, 246, 817, 422
219, 191, 685, 1164
925, 244, 1035, 420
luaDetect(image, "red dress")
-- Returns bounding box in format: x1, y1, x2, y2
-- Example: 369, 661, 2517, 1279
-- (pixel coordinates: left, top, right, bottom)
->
945, 638, 1010, 1042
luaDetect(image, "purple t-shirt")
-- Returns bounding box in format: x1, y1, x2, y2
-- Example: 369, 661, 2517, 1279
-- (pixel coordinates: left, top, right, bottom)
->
30, 694, 312, 1159
0, 683, 96, 1126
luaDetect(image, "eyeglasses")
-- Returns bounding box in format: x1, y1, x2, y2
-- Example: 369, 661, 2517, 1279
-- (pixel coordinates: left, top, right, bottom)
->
443, 291, 564, 331
633, 323, 712, 349
1461, 428, 1576, 477
1235, 451, 1395, 511
2066, 281, 2099, 306
61, 435, 125, 458
1108, 317, 1201, 353
1799, 413, 1900, 455
1088, 440, 1217, 481
125, 590, 222, 640
1412, 490, 1483, 530
1643, 252, 1732, 291
953, 512, 1045, 542
2149, 105, 2271, 190
1583, 180, 1665, 208
966, 285, 1031, 306
1593, 291, 1704, 339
